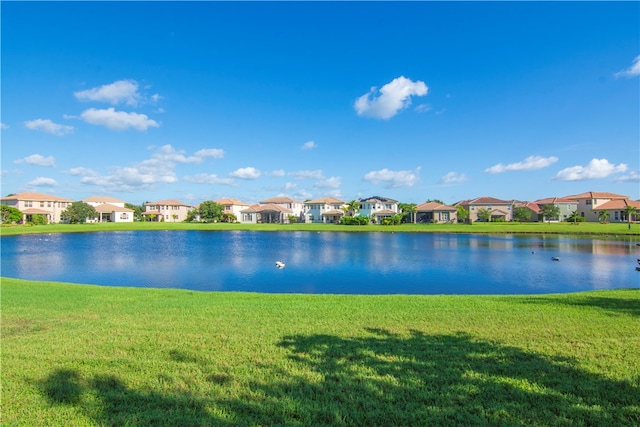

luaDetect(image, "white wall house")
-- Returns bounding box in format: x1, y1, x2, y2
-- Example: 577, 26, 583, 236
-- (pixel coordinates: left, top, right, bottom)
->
83, 196, 134, 223
454, 197, 514, 222
304, 197, 346, 223
143, 199, 195, 222
357, 196, 399, 223
0, 192, 74, 224
240, 203, 293, 224
259, 197, 305, 218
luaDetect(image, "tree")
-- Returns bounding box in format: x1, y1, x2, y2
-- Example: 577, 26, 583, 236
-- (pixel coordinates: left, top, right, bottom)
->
198, 201, 224, 223
347, 200, 360, 216
598, 209, 610, 224
540, 204, 560, 223
513, 207, 532, 222
398, 203, 417, 223
477, 208, 491, 222
623, 204, 638, 229
171, 214, 178, 222
1, 204, 22, 224
456, 206, 469, 223
61, 201, 97, 224
567, 210, 581, 224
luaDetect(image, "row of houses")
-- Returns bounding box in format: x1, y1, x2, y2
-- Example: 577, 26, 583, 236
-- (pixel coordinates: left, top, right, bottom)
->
2, 191, 639, 225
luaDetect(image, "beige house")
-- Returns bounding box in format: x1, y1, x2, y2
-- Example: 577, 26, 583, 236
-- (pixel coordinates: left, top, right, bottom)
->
591, 198, 640, 223
454, 197, 514, 222
416, 201, 458, 224
143, 199, 194, 222
0, 192, 74, 224
304, 197, 346, 223
259, 197, 305, 218
83, 196, 134, 223
531, 197, 577, 222
564, 191, 629, 222
215, 198, 251, 221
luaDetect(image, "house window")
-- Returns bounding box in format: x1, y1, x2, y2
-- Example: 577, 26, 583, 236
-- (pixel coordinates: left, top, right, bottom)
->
586, 200, 592, 205
48, 201, 52, 207
40, 201, 45, 207
25, 201, 33, 207
120, 213, 128, 220
442, 212, 450, 221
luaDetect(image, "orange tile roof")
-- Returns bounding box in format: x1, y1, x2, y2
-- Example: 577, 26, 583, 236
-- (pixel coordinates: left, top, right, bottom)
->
564, 191, 628, 200
416, 201, 456, 211
259, 197, 303, 204
592, 199, 640, 211
145, 199, 192, 207
83, 196, 124, 203
305, 197, 346, 204
0, 192, 73, 202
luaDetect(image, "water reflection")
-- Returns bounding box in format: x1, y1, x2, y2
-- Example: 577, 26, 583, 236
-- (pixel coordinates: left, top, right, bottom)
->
1, 231, 638, 294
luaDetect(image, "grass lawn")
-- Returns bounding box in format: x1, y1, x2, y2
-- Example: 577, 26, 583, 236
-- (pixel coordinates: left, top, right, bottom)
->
2, 278, 639, 425
1, 220, 640, 237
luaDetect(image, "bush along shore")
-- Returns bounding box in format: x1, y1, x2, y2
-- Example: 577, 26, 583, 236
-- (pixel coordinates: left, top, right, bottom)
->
2, 278, 639, 425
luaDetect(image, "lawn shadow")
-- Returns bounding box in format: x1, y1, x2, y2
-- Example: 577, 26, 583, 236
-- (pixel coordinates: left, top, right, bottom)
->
521, 290, 640, 317
38, 331, 639, 425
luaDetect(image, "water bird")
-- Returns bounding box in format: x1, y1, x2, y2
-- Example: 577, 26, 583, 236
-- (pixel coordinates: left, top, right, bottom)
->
275, 261, 285, 269
551, 257, 561, 261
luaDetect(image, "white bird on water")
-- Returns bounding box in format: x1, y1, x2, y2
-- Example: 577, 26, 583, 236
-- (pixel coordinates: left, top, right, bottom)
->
275, 261, 285, 269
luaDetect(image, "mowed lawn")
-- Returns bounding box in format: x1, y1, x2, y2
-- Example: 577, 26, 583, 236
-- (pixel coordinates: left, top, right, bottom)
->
2, 278, 639, 426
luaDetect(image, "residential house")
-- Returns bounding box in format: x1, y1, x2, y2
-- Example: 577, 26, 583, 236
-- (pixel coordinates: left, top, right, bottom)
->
215, 198, 251, 222
259, 197, 305, 218
591, 198, 640, 223
83, 196, 134, 223
564, 191, 628, 222
143, 199, 194, 222
531, 197, 577, 222
304, 197, 346, 223
0, 192, 74, 224
358, 196, 399, 224
454, 197, 514, 222
512, 201, 541, 222
416, 201, 457, 224
240, 203, 293, 224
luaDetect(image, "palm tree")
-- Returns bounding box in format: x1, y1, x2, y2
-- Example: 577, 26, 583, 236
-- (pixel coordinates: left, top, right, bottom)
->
398, 203, 418, 223
567, 210, 581, 224
623, 204, 638, 229
347, 200, 360, 217
598, 209, 610, 224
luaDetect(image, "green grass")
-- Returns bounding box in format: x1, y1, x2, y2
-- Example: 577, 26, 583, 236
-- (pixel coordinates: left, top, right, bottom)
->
2, 220, 639, 237
2, 278, 639, 425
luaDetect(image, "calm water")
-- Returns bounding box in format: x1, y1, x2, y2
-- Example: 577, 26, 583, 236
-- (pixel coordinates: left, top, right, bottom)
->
1, 231, 638, 294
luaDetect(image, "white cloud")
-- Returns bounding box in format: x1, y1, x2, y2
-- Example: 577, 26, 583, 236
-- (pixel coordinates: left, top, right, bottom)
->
230, 167, 261, 180
554, 158, 628, 181
289, 170, 325, 180
354, 76, 428, 120
183, 173, 235, 185
194, 148, 224, 159
269, 169, 286, 177
28, 177, 57, 187
301, 141, 317, 150
485, 155, 559, 174
614, 170, 640, 183
14, 154, 55, 167
152, 145, 223, 164
68, 167, 97, 176
363, 167, 420, 187
74, 80, 141, 105
1, 123, 9, 129
614, 55, 640, 78
80, 108, 159, 131
24, 119, 74, 136
438, 171, 467, 184
313, 176, 342, 189
283, 182, 297, 191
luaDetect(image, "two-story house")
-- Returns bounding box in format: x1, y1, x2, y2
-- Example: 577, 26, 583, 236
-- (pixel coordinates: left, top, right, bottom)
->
357, 196, 399, 224
531, 197, 577, 222
564, 191, 629, 222
215, 198, 251, 222
0, 192, 74, 224
454, 196, 514, 222
83, 196, 134, 222
240, 203, 293, 224
143, 199, 195, 222
304, 197, 346, 223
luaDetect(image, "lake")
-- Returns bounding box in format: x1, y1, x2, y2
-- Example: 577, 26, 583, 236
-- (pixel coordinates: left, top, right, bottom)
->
1, 231, 638, 294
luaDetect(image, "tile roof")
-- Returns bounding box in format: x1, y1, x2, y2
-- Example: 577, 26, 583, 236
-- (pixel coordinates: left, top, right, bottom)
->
94, 203, 134, 213
241, 203, 292, 213
532, 197, 574, 205
359, 196, 399, 204
321, 209, 345, 216
0, 192, 74, 202
592, 199, 640, 211
305, 197, 346, 205
416, 201, 456, 212
215, 198, 250, 206
259, 197, 303, 204
564, 191, 628, 200
145, 199, 192, 207
83, 196, 124, 203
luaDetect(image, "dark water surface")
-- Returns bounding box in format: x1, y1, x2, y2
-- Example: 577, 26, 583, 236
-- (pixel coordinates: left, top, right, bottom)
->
1, 231, 638, 294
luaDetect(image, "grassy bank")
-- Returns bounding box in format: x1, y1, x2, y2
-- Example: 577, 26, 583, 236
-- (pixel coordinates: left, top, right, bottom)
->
2, 220, 639, 237
2, 278, 638, 425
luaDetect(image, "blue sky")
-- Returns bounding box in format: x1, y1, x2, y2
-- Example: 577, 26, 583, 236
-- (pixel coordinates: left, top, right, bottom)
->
2, 1, 638, 206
